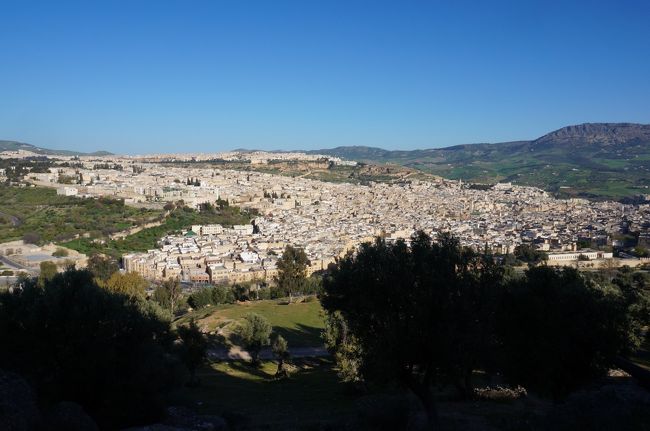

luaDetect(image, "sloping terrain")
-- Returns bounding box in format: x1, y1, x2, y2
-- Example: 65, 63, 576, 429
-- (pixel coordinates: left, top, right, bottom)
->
309, 123, 650, 199
0, 140, 112, 156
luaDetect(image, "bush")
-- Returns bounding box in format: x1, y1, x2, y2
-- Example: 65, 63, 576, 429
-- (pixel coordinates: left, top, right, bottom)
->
22, 232, 41, 245
188, 287, 214, 309
52, 248, 69, 258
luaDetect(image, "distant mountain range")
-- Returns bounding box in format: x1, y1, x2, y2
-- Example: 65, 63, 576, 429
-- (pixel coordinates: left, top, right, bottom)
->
307, 123, 650, 199
0, 140, 112, 157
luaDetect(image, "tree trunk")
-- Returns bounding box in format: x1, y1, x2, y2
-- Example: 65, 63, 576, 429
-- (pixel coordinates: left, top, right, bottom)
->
276, 358, 288, 378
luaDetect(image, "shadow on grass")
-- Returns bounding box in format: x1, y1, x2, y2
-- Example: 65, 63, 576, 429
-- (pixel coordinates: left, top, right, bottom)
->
170, 357, 359, 429
227, 359, 271, 379
272, 323, 324, 348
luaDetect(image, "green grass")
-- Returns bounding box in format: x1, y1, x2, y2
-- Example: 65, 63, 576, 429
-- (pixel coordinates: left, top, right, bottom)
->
178, 299, 325, 347
0, 186, 161, 244
631, 336, 650, 371
171, 358, 357, 429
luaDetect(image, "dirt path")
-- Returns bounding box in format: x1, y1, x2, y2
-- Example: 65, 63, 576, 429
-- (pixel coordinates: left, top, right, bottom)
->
208, 346, 329, 361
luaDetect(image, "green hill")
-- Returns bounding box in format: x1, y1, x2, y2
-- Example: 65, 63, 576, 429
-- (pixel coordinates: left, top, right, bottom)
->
0, 140, 112, 157
309, 123, 650, 199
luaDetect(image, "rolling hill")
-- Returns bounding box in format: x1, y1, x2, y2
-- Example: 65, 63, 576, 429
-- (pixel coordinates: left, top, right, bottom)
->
0, 140, 112, 157
309, 123, 650, 199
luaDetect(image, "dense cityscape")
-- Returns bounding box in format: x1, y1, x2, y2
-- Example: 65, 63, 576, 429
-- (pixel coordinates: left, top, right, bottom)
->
2, 147, 646, 286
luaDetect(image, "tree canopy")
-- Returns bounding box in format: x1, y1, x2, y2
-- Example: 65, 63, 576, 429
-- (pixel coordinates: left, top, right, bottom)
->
275, 245, 310, 299
497, 265, 648, 398
0, 268, 181, 429
321, 232, 505, 427
321, 232, 649, 428
236, 312, 272, 366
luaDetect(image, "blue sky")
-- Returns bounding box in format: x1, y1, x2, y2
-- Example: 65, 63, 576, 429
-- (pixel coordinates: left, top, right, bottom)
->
1, 0, 649, 154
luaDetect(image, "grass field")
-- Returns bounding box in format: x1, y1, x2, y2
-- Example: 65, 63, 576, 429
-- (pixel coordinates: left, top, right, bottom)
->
631, 337, 650, 371
172, 358, 357, 429
0, 186, 161, 244
178, 299, 326, 348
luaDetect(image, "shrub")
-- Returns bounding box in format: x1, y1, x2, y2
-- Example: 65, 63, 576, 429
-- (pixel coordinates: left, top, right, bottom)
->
52, 248, 69, 258
188, 287, 214, 309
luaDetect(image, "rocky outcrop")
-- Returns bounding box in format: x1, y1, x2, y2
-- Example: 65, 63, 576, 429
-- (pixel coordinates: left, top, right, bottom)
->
0, 370, 41, 431
44, 401, 99, 431
122, 406, 228, 431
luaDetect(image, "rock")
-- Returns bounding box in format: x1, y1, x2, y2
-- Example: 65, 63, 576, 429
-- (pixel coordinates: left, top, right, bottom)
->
0, 369, 41, 431
165, 406, 228, 431
122, 425, 190, 431
44, 401, 99, 431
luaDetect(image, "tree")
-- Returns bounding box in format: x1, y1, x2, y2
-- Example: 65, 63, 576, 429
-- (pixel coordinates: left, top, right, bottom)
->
236, 313, 272, 366
38, 261, 58, 287
87, 253, 119, 281
271, 334, 290, 378
0, 268, 180, 429
514, 244, 547, 265
154, 278, 182, 315
275, 245, 310, 301
323, 311, 363, 384
321, 232, 505, 429
211, 285, 235, 305
610, 267, 650, 351
497, 266, 644, 398
177, 318, 208, 386
187, 287, 213, 309
103, 271, 148, 298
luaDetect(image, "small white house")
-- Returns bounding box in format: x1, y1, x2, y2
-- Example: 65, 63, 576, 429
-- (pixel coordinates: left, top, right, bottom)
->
56, 186, 78, 196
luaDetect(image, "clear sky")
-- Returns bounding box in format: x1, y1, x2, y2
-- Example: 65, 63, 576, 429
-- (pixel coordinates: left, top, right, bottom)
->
1, 0, 649, 154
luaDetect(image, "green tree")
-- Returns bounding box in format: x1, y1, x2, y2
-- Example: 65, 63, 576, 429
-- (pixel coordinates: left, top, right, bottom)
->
154, 278, 182, 314
497, 266, 644, 398
177, 318, 208, 386
323, 311, 363, 384
87, 253, 119, 281
236, 312, 272, 366
211, 285, 235, 304
610, 267, 650, 351
38, 261, 58, 287
187, 287, 213, 309
271, 334, 290, 378
275, 245, 310, 301
514, 243, 548, 265
321, 232, 504, 428
103, 271, 148, 298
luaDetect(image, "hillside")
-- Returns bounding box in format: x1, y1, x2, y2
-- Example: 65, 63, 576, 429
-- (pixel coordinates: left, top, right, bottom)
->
0, 140, 112, 157
309, 123, 650, 199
